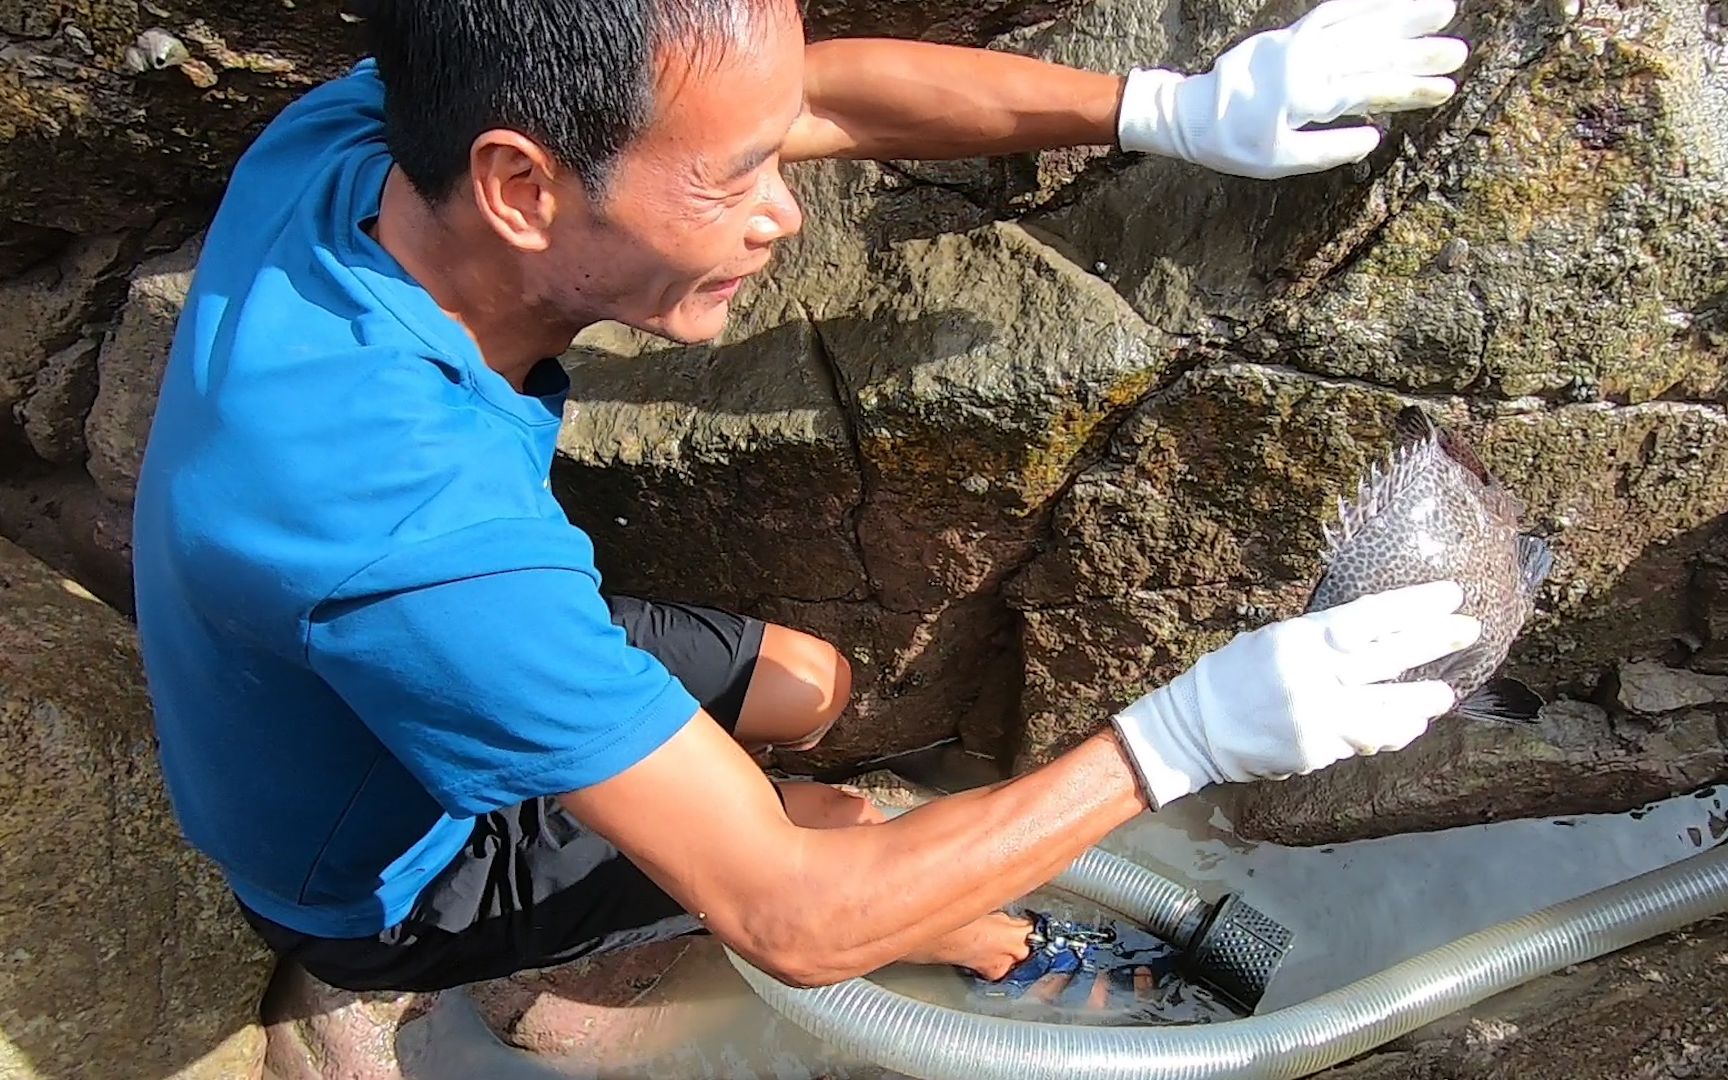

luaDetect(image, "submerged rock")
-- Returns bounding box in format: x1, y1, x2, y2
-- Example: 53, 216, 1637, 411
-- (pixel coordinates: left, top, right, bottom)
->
0, 537, 273, 1079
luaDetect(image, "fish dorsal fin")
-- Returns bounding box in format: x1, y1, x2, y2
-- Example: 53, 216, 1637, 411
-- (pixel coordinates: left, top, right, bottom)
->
1398, 406, 1493, 485
1322, 436, 1438, 552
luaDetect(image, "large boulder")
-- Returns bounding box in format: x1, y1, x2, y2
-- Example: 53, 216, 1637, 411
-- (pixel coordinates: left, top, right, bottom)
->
1015, 360, 1728, 838
0, 536, 273, 1080
1002, 0, 1728, 836
557, 158, 1169, 769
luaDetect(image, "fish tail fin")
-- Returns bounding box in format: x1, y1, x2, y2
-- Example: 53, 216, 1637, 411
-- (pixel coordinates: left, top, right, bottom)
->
1517, 535, 1555, 596
1452, 678, 1546, 725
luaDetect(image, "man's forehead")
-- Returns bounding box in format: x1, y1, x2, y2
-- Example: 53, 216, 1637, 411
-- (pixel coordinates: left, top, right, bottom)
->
644, 7, 805, 176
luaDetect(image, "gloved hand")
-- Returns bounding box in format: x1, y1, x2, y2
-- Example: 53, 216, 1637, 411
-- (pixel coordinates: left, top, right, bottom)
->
1116, 0, 1470, 179
1112, 580, 1480, 808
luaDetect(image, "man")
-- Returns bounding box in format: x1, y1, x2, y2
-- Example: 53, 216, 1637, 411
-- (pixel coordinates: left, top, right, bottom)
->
133, 0, 1477, 1010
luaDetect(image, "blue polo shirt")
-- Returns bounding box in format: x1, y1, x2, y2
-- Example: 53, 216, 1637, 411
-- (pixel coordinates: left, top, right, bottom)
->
132, 60, 700, 939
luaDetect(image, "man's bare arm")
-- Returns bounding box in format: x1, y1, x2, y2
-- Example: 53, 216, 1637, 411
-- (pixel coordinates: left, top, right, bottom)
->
784, 38, 1125, 164
560, 708, 1145, 987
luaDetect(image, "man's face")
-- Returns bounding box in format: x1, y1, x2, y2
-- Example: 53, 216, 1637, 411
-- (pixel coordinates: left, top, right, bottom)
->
549, 3, 807, 344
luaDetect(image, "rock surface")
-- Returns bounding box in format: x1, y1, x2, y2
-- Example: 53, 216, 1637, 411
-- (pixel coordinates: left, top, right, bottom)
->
0, 234, 126, 455
0, 537, 273, 1080
0, 4, 360, 234
259, 966, 432, 1080
85, 233, 201, 504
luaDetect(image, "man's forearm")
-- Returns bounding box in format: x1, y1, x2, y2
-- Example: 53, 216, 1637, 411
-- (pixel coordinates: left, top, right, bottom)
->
795, 38, 1126, 162
558, 709, 1150, 989
784, 730, 1147, 984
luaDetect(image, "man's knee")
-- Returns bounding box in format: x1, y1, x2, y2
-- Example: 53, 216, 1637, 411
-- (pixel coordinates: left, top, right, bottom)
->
745, 626, 853, 751
778, 781, 885, 829
787, 642, 851, 751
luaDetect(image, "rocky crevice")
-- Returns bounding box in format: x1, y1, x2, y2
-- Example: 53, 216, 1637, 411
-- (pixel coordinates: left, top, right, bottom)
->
803, 305, 887, 611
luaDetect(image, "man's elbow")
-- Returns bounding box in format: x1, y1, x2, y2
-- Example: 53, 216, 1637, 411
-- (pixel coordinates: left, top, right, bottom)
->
721, 912, 876, 989
747, 944, 865, 989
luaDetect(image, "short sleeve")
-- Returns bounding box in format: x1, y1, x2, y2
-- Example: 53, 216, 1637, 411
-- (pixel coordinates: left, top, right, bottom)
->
305, 519, 700, 817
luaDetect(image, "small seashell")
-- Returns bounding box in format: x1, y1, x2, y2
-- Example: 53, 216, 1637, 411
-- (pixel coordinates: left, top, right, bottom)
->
123, 27, 190, 73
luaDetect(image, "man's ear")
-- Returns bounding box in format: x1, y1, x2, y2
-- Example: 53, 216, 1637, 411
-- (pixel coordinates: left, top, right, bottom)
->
468, 130, 568, 253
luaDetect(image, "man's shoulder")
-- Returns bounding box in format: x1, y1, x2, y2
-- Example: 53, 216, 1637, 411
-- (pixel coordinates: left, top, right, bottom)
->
237, 59, 388, 179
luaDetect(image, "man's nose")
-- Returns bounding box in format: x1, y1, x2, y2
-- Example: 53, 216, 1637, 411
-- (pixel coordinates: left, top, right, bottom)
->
747, 167, 803, 246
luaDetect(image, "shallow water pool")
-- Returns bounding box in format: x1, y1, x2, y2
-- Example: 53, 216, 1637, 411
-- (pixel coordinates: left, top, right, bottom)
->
396, 750, 1728, 1078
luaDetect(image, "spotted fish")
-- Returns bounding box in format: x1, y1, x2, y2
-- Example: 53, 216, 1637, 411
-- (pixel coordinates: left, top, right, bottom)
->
1305, 407, 1554, 724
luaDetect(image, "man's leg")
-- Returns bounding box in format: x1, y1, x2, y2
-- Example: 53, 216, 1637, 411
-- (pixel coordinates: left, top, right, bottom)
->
733, 624, 851, 752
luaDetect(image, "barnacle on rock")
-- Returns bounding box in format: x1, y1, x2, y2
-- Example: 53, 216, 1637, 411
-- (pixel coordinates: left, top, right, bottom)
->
121, 28, 190, 74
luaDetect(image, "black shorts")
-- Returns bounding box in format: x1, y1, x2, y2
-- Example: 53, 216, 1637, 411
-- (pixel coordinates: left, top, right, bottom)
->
238, 595, 767, 993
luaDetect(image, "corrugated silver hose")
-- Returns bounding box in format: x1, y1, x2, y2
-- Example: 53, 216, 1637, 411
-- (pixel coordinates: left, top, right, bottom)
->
728, 839, 1728, 1080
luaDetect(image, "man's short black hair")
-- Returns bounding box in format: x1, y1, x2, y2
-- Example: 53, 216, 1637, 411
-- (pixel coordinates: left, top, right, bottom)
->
362, 0, 778, 204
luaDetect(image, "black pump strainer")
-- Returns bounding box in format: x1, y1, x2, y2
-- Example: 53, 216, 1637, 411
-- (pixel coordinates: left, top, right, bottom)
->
1173, 893, 1294, 1012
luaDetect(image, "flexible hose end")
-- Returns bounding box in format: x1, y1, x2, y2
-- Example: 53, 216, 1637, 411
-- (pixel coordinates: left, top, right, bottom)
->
1182, 893, 1294, 1012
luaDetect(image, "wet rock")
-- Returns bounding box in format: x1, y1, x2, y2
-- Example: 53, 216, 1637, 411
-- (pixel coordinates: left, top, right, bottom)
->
259, 964, 433, 1080
753, 594, 1022, 774
466, 940, 701, 1060
1223, 700, 1728, 846
1320, 915, 1728, 1080
1616, 659, 1728, 714
86, 233, 201, 503
818, 219, 1169, 612
846, 768, 942, 810
465, 937, 903, 1078
1017, 582, 1313, 765
555, 281, 868, 608
0, 537, 273, 1079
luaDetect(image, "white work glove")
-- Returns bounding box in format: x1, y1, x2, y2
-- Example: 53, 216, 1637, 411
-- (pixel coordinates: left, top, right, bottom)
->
1117, 0, 1471, 179
1112, 580, 1480, 808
